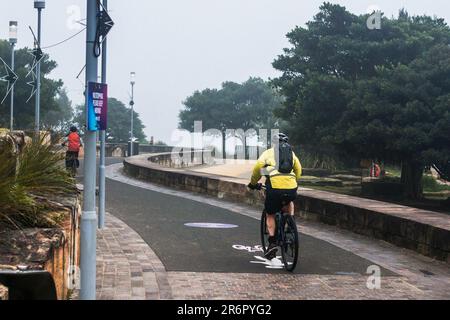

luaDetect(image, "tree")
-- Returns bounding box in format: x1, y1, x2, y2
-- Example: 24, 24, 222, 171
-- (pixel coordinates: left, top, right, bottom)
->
342, 46, 450, 198
43, 88, 73, 133
179, 77, 283, 153
272, 2, 450, 199
73, 97, 146, 143
0, 40, 71, 133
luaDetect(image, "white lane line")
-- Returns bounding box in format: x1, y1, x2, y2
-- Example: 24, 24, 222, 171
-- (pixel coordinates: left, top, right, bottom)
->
185, 223, 238, 229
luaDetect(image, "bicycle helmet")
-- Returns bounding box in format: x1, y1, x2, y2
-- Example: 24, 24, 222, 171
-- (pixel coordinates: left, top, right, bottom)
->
272, 133, 289, 144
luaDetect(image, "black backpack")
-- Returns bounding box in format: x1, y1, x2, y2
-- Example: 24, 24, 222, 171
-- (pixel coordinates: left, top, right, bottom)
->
276, 142, 294, 174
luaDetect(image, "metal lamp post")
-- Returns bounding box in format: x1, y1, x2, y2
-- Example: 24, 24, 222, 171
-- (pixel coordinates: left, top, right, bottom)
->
9, 21, 17, 132
34, 0, 45, 136
98, 0, 108, 229
80, 0, 99, 300
130, 72, 135, 156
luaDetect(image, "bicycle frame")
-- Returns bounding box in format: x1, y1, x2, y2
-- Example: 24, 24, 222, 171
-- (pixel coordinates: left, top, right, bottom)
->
274, 212, 289, 246
256, 183, 299, 271
258, 184, 291, 243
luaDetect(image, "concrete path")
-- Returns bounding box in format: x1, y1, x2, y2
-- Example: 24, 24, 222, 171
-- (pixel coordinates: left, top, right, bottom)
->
190, 160, 256, 180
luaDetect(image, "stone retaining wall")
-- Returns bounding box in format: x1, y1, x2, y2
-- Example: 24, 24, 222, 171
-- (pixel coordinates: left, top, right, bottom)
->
0, 130, 81, 300
296, 193, 449, 262
0, 195, 81, 300
124, 155, 450, 263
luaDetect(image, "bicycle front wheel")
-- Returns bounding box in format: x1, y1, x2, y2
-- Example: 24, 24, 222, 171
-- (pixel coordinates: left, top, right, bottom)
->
281, 215, 299, 272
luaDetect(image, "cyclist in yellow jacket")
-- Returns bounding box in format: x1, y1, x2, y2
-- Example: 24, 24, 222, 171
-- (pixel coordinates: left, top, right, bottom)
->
248, 133, 302, 260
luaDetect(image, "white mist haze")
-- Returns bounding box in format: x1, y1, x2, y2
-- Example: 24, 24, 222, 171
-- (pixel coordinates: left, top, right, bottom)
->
2, 0, 450, 143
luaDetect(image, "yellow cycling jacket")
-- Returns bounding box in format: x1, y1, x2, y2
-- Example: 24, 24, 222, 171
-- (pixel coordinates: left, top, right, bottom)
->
250, 148, 302, 190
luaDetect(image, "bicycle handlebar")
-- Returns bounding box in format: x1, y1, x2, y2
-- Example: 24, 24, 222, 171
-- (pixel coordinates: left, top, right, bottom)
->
248, 183, 267, 191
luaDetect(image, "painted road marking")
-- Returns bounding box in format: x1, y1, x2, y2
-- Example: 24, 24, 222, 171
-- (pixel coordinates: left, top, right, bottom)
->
250, 256, 285, 269
233, 245, 264, 253
184, 223, 239, 229
232, 244, 287, 269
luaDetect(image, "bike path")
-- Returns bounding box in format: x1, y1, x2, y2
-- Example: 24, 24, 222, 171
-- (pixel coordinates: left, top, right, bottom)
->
104, 175, 395, 276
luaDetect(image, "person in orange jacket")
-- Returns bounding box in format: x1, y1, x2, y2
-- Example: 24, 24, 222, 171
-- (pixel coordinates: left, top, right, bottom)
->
62, 126, 83, 175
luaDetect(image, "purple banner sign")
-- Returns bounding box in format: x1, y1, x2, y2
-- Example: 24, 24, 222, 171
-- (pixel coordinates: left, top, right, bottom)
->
87, 82, 108, 131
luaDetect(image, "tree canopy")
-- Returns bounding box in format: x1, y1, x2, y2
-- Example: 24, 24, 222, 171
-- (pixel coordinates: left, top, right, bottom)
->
272, 2, 450, 198
0, 39, 72, 132
74, 97, 147, 143
179, 77, 283, 134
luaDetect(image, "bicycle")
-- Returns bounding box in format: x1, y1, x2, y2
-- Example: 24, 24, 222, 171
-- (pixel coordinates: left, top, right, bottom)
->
256, 184, 299, 272
64, 151, 79, 177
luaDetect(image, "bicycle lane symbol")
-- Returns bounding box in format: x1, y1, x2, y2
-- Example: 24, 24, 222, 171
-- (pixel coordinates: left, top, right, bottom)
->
232, 244, 284, 269
232, 244, 264, 253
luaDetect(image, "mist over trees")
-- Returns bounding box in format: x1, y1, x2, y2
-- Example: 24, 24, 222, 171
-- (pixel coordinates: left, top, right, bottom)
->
179, 77, 282, 132
272, 3, 450, 199
179, 77, 283, 152
178, 3, 450, 199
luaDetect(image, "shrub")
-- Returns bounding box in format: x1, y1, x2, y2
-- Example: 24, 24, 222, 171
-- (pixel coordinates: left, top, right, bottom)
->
0, 134, 76, 229
422, 175, 450, 193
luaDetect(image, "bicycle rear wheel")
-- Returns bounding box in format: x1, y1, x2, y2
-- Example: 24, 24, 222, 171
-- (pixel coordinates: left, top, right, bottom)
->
70, 160, 77, 177
281, 215, 299, 272
260, 210, 270, 254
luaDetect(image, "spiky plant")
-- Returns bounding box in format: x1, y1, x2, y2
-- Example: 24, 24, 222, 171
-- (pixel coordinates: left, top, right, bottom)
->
0, 133, 76, 230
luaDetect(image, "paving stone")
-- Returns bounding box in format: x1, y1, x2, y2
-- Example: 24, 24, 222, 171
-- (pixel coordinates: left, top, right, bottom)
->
91, 213, 173, 300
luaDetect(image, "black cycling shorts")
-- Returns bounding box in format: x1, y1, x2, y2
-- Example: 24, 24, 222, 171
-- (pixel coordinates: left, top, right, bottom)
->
65, 151, 80, 169
264, 188, 298, 215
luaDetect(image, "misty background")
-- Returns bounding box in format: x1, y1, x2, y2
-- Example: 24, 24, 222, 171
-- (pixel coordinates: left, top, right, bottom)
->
2, 0, 450, 143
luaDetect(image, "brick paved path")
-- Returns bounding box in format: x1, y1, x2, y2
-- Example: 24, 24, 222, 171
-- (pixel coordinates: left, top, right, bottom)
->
85, 164, 450, 300
96, 213, 172, 300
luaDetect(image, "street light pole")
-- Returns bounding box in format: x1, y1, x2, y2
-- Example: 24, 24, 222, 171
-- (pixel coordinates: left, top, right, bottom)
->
98, 0, 108, 229
9, 21, 17, 132
34, 0, 45, 136
80, 0, 99, 300
130, 72, 135, 156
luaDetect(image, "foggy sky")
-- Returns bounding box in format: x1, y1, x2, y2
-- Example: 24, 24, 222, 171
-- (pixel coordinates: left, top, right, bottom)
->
2, 0, 450, 143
